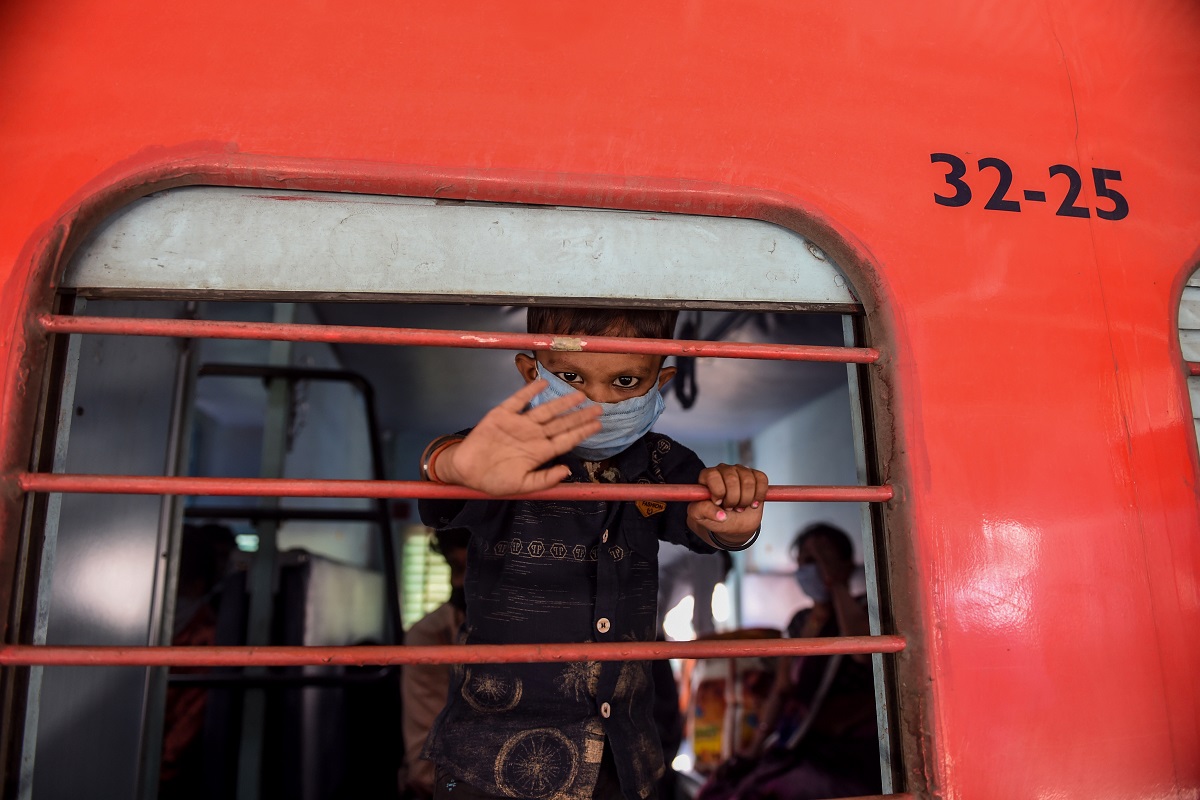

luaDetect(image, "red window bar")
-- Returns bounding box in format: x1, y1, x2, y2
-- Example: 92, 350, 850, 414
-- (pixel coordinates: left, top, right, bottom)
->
3, 312, 901, 669
36, 314, 880, 363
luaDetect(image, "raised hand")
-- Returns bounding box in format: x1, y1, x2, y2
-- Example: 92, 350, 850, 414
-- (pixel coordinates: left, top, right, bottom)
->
432, 380, 602, 496
687, 463, 769, 545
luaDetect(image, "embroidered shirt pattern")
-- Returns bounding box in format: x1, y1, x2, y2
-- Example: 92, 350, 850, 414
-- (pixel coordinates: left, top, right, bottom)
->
418, 433, 714, 800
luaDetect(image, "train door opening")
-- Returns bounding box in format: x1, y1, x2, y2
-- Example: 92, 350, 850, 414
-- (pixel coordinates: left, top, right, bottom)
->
2, 186, 906, 800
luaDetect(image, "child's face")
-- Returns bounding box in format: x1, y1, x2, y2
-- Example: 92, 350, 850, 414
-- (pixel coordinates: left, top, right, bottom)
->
515, 351, 676, 404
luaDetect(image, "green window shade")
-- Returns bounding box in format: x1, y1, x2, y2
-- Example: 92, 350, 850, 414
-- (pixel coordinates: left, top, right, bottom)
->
401, 530, 452, 631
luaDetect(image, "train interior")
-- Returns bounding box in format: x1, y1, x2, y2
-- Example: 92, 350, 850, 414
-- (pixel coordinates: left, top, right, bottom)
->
17, 190, 892, 799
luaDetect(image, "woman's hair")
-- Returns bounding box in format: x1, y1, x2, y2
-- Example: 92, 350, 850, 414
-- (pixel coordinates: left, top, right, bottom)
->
527, 306, 678, 340
791, 522, 855, 563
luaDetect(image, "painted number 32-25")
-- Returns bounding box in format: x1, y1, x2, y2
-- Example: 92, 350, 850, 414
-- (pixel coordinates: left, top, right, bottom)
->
931, 153, 1128, 221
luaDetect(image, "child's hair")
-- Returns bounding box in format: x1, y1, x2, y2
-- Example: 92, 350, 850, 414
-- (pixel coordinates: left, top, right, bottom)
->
527, 306, 679, 340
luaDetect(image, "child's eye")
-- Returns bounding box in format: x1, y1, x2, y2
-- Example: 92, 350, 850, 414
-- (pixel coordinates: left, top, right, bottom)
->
612, 376, 641, 389
556, 372, 582, 384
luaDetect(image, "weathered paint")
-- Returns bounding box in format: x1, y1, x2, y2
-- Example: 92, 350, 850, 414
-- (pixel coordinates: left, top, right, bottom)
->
0, 3, 1198, 800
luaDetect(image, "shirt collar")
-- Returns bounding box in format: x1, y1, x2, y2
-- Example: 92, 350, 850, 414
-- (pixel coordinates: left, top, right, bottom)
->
560, 434, 652, 482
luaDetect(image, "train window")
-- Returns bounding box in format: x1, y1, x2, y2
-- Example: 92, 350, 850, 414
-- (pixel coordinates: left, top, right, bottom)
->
7, 187, 905, 799
401, 529, 453, 629
1181, 267, 1200, 451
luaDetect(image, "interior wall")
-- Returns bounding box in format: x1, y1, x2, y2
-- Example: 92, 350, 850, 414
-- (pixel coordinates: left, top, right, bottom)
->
32, 300, 187, 800
188, 303, 376, 569
278, 305, 376, 569
740, 377, 863, 630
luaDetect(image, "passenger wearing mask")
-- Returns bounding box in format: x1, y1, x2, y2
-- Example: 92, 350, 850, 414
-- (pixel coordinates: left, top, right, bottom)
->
698, 523, 881, 800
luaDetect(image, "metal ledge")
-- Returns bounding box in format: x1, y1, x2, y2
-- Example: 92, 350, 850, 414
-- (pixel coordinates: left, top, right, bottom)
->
63, 187, 859, 307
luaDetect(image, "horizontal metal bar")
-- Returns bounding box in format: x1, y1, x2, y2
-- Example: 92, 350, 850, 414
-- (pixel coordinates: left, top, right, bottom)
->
0, 635, 904, 667
183, 506, 380, 523
19, 473, 894, 503
38, 314, 880, 364
1188, 361, 1200, 377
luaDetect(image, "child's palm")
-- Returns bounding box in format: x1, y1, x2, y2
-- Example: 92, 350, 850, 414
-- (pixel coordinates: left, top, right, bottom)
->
451, 381, 602, 496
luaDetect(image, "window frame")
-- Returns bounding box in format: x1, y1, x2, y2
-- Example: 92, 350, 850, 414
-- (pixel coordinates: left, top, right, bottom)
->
0, 160, 926, 798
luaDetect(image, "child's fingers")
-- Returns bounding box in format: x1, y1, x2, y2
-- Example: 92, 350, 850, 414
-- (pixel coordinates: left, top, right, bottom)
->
726, 468, 754, 510
708, 463, 751, 508
739, 468, 768, 509
519, 463, 574, 492
689, 499, 727, 525
523, 391, 592, 429
704, 465, 770, 510
752, 469, 769, 504
522, 388, 591, 422
545, 416, 603, 453
699, 468, 728, 508
499, 379, 551, 412
539, 404, 602, 439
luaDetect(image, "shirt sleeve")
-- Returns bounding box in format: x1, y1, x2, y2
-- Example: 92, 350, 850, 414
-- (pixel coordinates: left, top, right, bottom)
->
417, 497, 509, 545
415, 427, 506, 536
652, 435, 717, 554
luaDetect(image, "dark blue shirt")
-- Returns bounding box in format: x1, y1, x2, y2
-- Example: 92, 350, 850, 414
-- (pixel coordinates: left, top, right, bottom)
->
418, 432, 714, 800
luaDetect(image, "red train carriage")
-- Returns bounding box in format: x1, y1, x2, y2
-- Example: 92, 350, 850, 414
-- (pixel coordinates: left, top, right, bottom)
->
0, 2, 1197, 799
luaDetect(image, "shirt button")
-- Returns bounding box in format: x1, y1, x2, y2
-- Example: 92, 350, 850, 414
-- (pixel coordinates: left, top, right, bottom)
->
596, 618, 611, 634
601, 530, 609, 543
600, 702, 611, 719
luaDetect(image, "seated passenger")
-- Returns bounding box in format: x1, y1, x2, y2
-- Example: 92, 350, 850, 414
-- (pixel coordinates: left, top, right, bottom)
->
698, 523, 881, 800
402, 528, 470, 799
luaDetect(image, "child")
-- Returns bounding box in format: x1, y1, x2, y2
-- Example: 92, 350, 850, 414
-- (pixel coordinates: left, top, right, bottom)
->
418, 307, 768, 800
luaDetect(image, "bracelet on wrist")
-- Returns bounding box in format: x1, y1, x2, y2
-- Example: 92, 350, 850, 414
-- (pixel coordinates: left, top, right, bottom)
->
708, 526, 761, 552
420, 435, 463, 483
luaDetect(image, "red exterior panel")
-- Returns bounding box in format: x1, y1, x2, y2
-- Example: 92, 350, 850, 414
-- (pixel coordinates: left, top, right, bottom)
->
1, 2, 1198, 799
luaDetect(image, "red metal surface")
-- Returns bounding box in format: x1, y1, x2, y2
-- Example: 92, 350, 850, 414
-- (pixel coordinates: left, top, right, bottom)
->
17, 473, 893, 503
39, 314, 880, 364
2, 3, 1199, 800
0, 635, 905, 668
1189, 361, 1200, 377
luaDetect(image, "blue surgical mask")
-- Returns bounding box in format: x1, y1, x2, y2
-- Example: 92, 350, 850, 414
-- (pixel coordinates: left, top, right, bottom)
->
795, 563, 829, 603
528, 364, 665, 460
